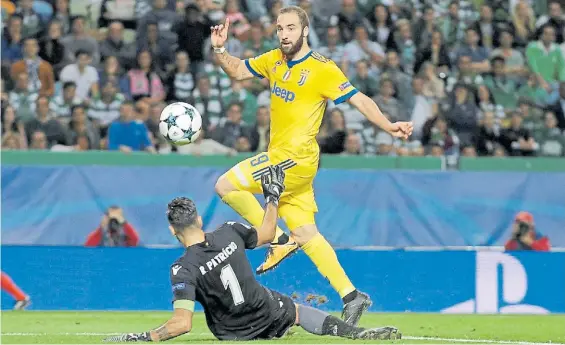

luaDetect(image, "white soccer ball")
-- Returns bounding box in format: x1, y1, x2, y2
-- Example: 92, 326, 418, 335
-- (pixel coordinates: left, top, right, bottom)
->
159, 102, 202, 146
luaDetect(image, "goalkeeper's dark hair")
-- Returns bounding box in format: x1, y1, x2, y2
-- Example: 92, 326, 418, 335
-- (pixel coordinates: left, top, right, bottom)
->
167, 197, 198, 233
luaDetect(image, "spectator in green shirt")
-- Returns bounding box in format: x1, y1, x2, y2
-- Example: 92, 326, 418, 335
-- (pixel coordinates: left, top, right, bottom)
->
483, 56, 519, 109
526, 25, 565, 86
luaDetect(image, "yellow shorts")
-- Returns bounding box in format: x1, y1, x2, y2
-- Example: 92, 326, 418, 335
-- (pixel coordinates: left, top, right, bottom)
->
225, 150, 318, 230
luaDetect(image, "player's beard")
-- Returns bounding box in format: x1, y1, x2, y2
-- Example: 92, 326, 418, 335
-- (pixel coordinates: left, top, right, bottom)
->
280, 34, 304, 59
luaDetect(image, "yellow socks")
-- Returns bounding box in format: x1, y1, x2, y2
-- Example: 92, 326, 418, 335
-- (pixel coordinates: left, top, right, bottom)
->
301, 233, 356, 298
221, 191, 287, 243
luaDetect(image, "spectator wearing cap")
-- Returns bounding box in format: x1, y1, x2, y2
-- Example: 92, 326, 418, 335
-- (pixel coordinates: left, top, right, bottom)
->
505, 212, 551, 251
11, 37, 55, 97
59, 50, 100, 102
1, 15, 24, 66
61, 16, 100, 65
99, 21, 137, 70
108, 102, 155, 153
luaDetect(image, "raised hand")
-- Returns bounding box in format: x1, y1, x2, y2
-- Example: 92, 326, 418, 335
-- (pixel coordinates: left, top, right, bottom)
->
210, 17, 230, 48
261, 165, 286, 206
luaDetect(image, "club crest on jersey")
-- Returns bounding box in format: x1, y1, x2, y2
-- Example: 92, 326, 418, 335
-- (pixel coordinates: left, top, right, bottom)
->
272, 60, 283, 73
282, 70, 291, 81
298, 69, 310, 86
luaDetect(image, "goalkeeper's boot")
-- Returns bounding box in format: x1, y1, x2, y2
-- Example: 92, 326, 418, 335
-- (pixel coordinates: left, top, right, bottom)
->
342, 291, 372, 327
354, 326, 401, 340
256, 240, 299, 275
14, 297, 31, 310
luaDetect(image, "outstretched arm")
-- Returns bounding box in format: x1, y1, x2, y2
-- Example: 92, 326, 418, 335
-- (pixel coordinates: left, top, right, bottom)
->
348, 92, 413, 139
255, 166, 286, 246
211, 18, 254, 81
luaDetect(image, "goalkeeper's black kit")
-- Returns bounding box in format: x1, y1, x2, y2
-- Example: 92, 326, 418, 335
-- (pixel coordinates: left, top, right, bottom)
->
170, 222, 296, 340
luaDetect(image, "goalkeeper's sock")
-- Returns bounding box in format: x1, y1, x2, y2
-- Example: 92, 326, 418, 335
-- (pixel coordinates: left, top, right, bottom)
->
301, 233, 356, 299
297, 304, 360, 338
1, 272, 27, 301
221, 190, 287, 241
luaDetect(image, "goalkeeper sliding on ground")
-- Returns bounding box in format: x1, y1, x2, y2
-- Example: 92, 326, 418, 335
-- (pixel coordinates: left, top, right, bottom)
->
104, 166, 400, 342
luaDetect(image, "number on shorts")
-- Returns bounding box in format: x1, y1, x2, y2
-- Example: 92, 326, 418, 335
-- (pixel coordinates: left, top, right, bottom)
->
250, 154, 269, 167
220, 264, 244, 306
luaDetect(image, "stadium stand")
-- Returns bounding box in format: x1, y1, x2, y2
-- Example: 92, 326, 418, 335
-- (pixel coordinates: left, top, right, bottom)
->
2, 0, 565, 163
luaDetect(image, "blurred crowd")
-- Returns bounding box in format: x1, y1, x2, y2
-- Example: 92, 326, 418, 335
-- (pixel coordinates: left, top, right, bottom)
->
2, 0, 565, 164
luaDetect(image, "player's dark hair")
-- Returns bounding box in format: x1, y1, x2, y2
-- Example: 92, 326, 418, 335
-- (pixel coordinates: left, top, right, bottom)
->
279, 6, 310, 29
167, 197, 198, 232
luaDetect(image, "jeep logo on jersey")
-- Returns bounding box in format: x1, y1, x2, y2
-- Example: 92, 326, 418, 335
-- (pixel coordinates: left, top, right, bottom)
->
271, 82, 296, 103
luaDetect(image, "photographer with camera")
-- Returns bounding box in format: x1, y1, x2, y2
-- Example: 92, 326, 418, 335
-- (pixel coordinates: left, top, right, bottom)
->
504, 212, 551, 251
85, 206, 140, 247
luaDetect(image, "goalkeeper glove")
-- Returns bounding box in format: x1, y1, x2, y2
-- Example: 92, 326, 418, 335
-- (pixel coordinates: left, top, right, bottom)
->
261, 165, 285, 206
103, 332, 151, 342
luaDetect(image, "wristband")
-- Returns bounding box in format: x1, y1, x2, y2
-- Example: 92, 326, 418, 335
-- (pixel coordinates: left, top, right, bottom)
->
213, 47, 226, 54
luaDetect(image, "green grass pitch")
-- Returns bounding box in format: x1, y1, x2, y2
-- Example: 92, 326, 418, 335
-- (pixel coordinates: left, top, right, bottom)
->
1, 312, 564, 344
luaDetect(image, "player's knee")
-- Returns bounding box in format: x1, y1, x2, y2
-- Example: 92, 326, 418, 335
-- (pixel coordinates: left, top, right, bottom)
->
292, 224, 319, 246
215, 174, 237, 197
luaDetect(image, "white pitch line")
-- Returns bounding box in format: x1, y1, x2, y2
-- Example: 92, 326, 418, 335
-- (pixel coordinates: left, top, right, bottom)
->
405, 336, 563, 345
2, 333, 563, 345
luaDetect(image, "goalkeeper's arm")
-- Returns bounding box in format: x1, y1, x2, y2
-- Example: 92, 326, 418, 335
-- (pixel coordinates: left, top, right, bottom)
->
104, 304, 193, 342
